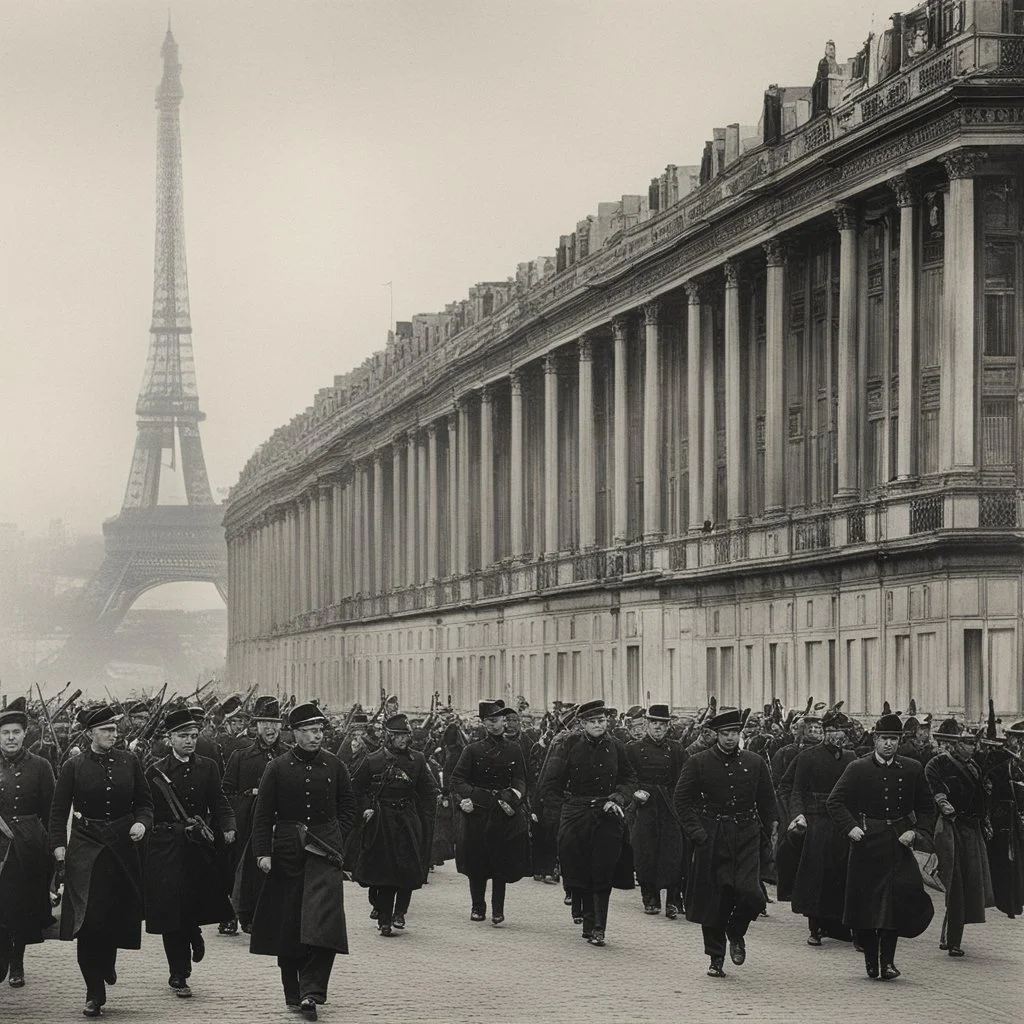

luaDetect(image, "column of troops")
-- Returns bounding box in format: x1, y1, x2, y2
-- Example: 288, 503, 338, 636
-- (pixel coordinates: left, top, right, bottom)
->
1, 686, 1022, 1016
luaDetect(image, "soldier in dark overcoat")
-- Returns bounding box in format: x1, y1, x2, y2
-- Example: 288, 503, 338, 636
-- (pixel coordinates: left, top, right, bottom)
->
224, 696, 289, 932
826, 711, 936, 981
674, 708, 776, 977
351, 714, 437, 934
49, 704, 153, 1017
0, 701, 55, 988
625, 703, 687, 918
984, 720, 1024, 917
774, 715, 822, 901
145, 706, 237, 998
784, 708, 856, 944
539, 699, 636, 947
429, 721, 464, 868
250, 703, 356, 1021
450, 700, 530, 925
925, 719, 994, 956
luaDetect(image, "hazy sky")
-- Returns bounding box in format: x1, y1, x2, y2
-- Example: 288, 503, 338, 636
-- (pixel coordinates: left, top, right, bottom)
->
2, 0, 884, 540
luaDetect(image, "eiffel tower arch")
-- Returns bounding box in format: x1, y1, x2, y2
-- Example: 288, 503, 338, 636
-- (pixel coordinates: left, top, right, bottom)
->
49, 28, 227, 682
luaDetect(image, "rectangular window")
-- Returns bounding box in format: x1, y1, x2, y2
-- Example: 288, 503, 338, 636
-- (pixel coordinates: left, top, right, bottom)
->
720, 646, 735, 706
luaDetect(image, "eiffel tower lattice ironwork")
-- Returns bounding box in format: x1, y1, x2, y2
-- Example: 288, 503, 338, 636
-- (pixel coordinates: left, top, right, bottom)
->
52, 28, 227, 679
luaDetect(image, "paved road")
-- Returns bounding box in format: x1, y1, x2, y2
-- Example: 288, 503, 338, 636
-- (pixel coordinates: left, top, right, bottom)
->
4, 865, 1021, 1023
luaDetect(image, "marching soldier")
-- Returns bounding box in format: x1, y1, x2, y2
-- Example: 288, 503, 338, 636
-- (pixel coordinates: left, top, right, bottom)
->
223, 695, 289, 932
0, 699, 55, 988
625, 703, 687, 918
540, 698, 637, 947
250, 702, 356, 1021
925, 719, 994, 956
144, 706, 236, 999
674, 707, 776, 977
49, 704, 153, 1018
784, 706, 856, 944
985, 719, 1024, 917
351, 714, 438, 935
774, 710, 823, 903
451, 700, 531, 925
826, 710, 936, 980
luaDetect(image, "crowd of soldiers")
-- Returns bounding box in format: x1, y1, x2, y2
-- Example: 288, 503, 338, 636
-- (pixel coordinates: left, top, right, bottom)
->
0, 683, 1022, 1017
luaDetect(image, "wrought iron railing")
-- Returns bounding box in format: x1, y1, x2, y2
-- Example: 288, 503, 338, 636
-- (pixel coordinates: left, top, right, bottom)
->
910, 494, 944, 534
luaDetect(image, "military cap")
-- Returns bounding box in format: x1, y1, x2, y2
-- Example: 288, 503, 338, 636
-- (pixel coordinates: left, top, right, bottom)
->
164, 706, 200, 733
218, 694, 245, 719
288, 702, 326, 729
188, 705, 207, 723
707, 708, 744, 732
478, 700, 514, 720
646, 703, 672, 721
934, 717, 978, 743
0, 698, 28, 730
252, 696, 282, 721
351, 712, 369, 725
624, 705, 645, 720
384, 713, 412, 734
873, 713, 904, 736
577, 699, 610, 721
80, 704, 122, 730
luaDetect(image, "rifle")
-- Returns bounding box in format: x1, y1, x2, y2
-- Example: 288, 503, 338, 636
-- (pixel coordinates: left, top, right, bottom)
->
35, 684, 62, 755
422, 691, 441, 733
335, 702, 364, 747
367, 687, 388, 728
295, 823, 351, 878
150, 766, 217, 847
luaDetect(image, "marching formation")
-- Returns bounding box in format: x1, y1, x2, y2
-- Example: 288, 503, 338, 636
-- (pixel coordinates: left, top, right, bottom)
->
0, 685, 1022, 1018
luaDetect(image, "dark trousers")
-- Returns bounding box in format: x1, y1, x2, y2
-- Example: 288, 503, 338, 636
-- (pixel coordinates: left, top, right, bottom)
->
469, 876, 506, 915
856, 928, 898, 967
0, 929, 25, 973
701, 898, 754, 959
370, 886, 412, 924
76, 926, 117, 1005
941, 908, 965, 949
641, 883, 683, 909
580, 889, 611, 933
277, 948, 335, 1005
161, 930, 192, 979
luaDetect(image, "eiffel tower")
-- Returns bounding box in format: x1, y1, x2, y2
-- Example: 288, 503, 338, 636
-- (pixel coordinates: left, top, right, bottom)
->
51, 27, 227, 681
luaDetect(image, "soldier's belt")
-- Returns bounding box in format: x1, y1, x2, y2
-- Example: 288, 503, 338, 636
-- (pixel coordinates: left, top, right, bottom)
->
698, 807, 757, 823
861, 814, 913, 830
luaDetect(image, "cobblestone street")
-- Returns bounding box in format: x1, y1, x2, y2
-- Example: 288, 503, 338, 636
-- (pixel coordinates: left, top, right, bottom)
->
4, 864, 1021, 1024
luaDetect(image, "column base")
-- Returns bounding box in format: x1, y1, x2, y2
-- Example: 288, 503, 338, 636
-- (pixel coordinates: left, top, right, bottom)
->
832, 488, 860, 504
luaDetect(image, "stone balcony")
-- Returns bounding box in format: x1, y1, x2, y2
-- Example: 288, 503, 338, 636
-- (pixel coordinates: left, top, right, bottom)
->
276, 484, 1023, 636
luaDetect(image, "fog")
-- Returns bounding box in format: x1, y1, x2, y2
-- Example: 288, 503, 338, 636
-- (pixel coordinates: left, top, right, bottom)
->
1, 0, 883, 540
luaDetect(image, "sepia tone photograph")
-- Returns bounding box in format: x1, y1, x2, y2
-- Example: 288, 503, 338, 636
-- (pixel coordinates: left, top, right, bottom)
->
1, 0, 1022, 1020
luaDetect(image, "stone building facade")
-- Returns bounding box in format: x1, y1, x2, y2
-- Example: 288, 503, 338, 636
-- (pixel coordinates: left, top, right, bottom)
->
225, 2, 1024, 720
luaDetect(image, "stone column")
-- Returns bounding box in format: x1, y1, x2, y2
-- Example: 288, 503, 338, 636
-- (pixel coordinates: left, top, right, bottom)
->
834, 204, 860, 497
426, 424, 439, 580
447, 410, 459, 575
543, 353, 560, 555
612, 318, 629, 544
480, 386, 495, 567
577, 337, 596, 549
417, 433, 428, 582
298, 498, 309, 612
701, 300, 716, 526
350, 472, 362, 595
371, 456, 383, 593
457, 400, 471, 573
360, 462, 372, 594
940, 148, 986, 473
642, 303, 663, 540
724, 262, 744, 521
406, 433, 418, 586
890, 175, 919, 482
763, 238, 787, 514
332, 480, 343, 602
685, 282, 704, 530
310, 491, 321, 611
392, 439, 404, 587
509, 371, 524, 557
318, 486, 331, 608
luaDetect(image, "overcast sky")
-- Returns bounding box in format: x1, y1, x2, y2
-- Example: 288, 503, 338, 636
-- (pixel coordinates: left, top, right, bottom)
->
2, 0, 885, 543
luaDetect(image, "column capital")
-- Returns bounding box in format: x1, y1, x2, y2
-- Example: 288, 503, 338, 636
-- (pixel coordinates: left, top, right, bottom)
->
542, 352, 558, 375
392, 431, 407, 448
940, 147, 988, 181
723, 261, 740, 289
577, 335, 593, 361
407, 430, 418, 450
684, 279, 703, 304
641, 300, 661, 326
447, 408, 458, 431
426, 420, 438, 438
611, 316, 629, 342
888, 173, 920, 208
833, 203, 858, 232
763, 237, 787, 268
480, 383, 495, 404
371, 449, 384, 466
509, 368, 523, 396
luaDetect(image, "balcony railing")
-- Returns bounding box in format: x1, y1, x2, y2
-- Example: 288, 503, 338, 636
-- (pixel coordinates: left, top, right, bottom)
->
265, 485, 1022, 636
